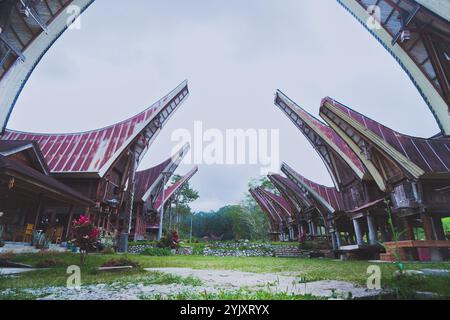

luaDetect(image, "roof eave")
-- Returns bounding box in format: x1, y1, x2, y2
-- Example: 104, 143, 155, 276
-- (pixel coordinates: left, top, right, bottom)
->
337, 0, 450, 135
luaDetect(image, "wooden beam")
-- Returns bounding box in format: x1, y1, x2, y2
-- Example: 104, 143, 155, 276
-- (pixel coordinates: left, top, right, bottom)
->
33, 194, 43, 228
65, 205, 74, 240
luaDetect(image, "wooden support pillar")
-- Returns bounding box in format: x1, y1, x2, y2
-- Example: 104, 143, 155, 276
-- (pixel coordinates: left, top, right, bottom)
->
310, 221, 317, 236
336, 231, 342, 248
115, 210, 120, 232
367, 215, 378, 245
65, 206, 74, 240
50, 211, 57, 228
330, 231, 337, 250
421, 214, 435, 240
127, 152, 138, 235
347, 227, 356, 244
33, 195, 44, 229
353, 218, 364, 246
399, 217, 415, 241
432, 217, 446, 241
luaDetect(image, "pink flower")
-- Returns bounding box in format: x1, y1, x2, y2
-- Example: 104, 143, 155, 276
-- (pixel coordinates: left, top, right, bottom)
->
90, 228, 100, 239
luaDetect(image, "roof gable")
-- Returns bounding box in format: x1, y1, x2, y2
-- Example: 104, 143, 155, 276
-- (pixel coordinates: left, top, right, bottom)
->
249, 188, 282, 224
0, 140, 48, 174
338, 0, 450, 134
275, 91, 366, 190
154, 166, 198, 211
135, 143, 190, 202
268, 173, 313, 212
281, 162, 344, 214
321, 97, 450, 181
1, 81, 189, 177
250, 188, 285, 223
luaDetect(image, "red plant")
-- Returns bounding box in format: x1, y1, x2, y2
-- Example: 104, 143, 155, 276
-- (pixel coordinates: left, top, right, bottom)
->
171, 230, 180, 249
70, 215, 100, 265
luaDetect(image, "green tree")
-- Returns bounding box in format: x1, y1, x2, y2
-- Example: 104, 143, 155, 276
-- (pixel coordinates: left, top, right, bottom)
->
164, 174, 199, 238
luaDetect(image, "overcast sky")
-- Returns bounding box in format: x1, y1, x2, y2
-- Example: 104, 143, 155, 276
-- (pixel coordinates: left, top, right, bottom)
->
8, 0, 440, 212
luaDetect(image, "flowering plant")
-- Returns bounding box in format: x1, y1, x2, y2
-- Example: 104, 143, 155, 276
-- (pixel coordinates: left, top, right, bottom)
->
70, 215, 100, 265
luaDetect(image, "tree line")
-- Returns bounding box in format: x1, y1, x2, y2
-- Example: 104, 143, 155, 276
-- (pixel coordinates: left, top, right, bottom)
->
164, 176, 274, 241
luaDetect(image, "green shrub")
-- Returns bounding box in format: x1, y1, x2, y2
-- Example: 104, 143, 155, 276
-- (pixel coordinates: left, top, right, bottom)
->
35, 258, 67, 268
129, 241, 158, 247
192, 243, 205, 255
0, 240, 4, 248
141, 247, 173, 256
101, 258, 140, 268
100, 247, 115, 255
156, 230, 181, 249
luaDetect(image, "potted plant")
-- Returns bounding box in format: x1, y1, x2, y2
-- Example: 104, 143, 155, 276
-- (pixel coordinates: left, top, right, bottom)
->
32, 231, 51, 250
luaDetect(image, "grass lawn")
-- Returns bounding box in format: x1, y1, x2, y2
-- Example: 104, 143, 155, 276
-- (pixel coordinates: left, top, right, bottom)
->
1, 252, 449, 299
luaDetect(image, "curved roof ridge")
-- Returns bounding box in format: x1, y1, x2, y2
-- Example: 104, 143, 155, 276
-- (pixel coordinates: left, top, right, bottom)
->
155, 166, 198, 210
4, 80, 188, 137
281, 162, 344, 213
0, 0, 96, 133
321, 96, 450, 142
282, 162, 336, 190
257, 187, 293, 217
336, 0, 450, 134
254, 187, 288, 222
135, 142, 190, 202
1, 80, 189, 175
276, 90, 328, 126
275, 91, 367, 182
321, 97, 450, 175
269, 173, 304, 195
249, 188, 282, 223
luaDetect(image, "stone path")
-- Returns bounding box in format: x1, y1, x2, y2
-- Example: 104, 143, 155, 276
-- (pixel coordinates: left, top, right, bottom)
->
0, 243, 67, 254
0, 268, 382, 300
0, 268, 37, 275
145, 268, 381, 299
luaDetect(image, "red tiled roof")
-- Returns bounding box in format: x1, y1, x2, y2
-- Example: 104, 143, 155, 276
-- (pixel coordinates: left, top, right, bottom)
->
270, 174, 309, 201
134, 143, 190, 202
260, 189, 293, 219
282, 163, 344, 213
298, 174, 345, 212
268, 173, 313, 211
154, 166, 198, 211
1, 81, 189, 177
134, 159, 172, 202
276, 91, 366, 176
322, 97, 450, 174
256, 187, 293, 223
249, 188, 283, 223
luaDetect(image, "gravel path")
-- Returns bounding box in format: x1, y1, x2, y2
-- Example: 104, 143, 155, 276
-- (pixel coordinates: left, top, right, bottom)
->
1, 268, 382, 300
145, 268, 381, 299
0, 268, 37, 275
